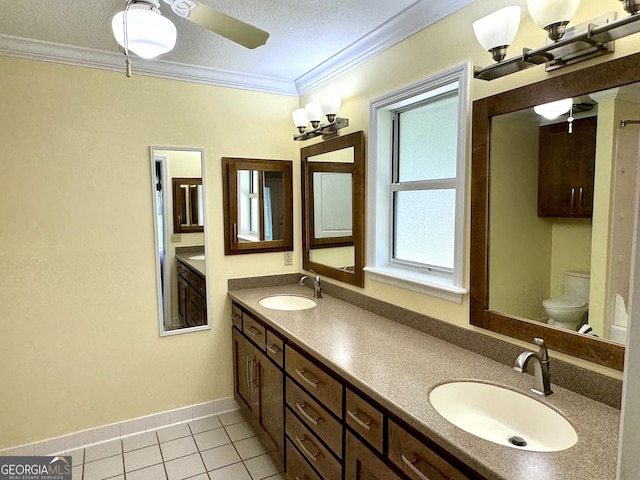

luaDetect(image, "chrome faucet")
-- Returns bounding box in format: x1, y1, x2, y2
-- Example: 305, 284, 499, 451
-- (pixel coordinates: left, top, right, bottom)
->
514, 338, 553, 396
299, 271, 322, 298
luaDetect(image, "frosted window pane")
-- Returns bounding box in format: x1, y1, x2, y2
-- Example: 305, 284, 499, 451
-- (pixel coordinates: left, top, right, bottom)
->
393, 189, 455, 269
398, 93, 458, 182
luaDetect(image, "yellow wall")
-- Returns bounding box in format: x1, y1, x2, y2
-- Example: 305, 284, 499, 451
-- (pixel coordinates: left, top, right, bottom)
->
2, 0, 638, 449
0, 57, 299, 449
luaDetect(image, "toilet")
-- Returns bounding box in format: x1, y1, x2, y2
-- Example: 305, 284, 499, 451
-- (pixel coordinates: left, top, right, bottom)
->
542, 272, 590, 331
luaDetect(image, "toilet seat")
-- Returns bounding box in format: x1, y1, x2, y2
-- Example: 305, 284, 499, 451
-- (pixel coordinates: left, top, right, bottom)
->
542, 297, 587, 311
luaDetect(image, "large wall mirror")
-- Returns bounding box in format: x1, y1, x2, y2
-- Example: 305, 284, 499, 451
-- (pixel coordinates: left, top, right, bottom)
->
222, 157, 293, 255
150, 147, 209, 335
302, 131, 365, 287
471, 53, 640, 370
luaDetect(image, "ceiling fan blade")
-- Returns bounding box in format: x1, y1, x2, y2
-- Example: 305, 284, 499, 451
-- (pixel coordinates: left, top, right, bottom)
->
170, 1, 269, 49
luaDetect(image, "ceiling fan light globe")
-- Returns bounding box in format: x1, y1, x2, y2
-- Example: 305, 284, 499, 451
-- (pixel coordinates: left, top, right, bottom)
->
534, 98, 573, 119
112, 9, 177, 59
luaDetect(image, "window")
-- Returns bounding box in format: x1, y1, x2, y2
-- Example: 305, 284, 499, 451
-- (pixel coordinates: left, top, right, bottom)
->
366, 64, 469, 302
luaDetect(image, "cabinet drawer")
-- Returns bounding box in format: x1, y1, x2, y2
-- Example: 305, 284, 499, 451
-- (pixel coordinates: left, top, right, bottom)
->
177, 261, 190, 278
190, 291, 205, 312
285, 438, 321, 480
285, 347, 343, 417
346, 388, 384, 454
243, 314, 266, 351
266, 330, 284, 367
231, 304, 243, 330
286, 378, 342, 458
388, 419, 472, 480
286, 409, 341, 480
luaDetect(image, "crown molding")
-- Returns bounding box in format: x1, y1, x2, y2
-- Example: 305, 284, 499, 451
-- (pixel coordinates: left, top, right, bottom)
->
0, 34, 298, 96
294, 0, 476, 95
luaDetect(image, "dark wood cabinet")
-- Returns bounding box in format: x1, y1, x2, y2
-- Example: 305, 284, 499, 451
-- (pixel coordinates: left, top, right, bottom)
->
177, 259, 206, 327
538, 116, 596, 218
345, 432, 403, 480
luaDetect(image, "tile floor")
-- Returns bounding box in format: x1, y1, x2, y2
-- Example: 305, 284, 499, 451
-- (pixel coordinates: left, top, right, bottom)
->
62, 410, 284, 480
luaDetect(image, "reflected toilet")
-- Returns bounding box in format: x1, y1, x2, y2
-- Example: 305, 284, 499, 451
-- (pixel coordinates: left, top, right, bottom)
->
542, 272, 590, 331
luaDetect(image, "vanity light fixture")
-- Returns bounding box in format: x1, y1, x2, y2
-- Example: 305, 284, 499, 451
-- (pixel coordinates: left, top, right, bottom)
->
112, 0, 177, 60
473, 6, 521, 62
292, 94, 349, 141
474, 0, 640, 80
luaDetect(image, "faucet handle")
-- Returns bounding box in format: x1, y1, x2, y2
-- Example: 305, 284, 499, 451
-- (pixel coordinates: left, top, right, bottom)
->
534, 338, 549, 362
309, 269, 321, 282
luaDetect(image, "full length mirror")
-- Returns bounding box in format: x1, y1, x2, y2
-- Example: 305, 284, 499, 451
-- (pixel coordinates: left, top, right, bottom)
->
222, 157, 293, 255
151, 147, 209, 335
302, 131, 365, 287
471, 53, 640, 370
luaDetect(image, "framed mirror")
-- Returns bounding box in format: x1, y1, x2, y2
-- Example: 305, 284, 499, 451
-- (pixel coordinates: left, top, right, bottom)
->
470, 53, 640, 371
151, 147, 209, 335
302, 131, 365, 287
222, 157, 293, 255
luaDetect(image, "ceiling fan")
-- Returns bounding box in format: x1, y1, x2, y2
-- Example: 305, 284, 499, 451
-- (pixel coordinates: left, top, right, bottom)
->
112, 0, 270, 61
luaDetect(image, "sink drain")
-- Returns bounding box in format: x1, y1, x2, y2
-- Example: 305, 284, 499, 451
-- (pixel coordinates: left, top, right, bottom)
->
509, 436, 527, 447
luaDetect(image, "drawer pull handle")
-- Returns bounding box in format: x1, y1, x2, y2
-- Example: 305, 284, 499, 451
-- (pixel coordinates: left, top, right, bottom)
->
245, 325, 261, 338
295, 368, 319, 389
295, 477, 307, 480
401, 454, 431, 480
347, 409, 372, 431
266, 344, 281, 355
246, 356, 252, 390
296, 401, 320, 426
295, 434, 321, 462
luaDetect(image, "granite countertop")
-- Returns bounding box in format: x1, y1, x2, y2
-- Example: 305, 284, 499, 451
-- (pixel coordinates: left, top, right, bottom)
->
228, 284, 620, 480
175, 251, 206, 276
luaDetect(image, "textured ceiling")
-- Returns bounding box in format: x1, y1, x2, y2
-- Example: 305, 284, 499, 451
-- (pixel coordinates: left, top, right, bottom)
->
0, 0, 475, 93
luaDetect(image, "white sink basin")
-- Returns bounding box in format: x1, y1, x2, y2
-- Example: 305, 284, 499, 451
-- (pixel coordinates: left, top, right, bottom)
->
429, 381, 577, 452
258, 294, 317, 311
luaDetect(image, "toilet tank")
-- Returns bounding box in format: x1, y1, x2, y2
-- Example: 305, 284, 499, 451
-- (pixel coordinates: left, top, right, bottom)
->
564, 271, 590, 303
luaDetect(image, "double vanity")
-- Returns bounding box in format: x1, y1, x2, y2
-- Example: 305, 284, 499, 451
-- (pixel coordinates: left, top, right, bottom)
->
228, 283, 620, 480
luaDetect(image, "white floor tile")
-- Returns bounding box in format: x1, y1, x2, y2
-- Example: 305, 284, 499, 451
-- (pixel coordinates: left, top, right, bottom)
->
126, 463, 167, 480
72, 464, 83, 479
160, 436, 198, 462
224, 421, 260, 442
189, 415, 222, 434
234, 435, 270, 460
263, 474, 286, 480
201, 443, 241, 472
83, 454, 124, 480
218, 409, 248, 427
122, 431, 158, 453
157, 423, 192, 444
124, 444, 163, 472
194, 428, 231, 452
209, 461, 252, 480
85, 439, 122, 463
244, 453, 281, 480
164, 453, 206, 480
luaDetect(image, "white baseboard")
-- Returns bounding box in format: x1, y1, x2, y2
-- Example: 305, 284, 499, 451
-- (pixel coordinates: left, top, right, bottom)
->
0, 397, 238, 457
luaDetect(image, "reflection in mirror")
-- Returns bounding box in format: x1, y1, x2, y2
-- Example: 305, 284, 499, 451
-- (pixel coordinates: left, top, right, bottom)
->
302, 131, 365, 287
470, 54, 640, 370
151, 147, 209, 335
222, 158, 293, 255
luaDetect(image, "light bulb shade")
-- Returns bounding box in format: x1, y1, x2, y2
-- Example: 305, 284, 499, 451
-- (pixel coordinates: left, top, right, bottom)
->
292, 108, 309, 128
526, 0, 581, 30
320, 94, 342, 115
534, 98, 573, 119
473, 6, 521, 53
304, 102, 324, 122
112, 8, 177, 59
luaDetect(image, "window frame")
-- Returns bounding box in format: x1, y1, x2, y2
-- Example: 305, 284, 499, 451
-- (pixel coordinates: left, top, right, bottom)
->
365, 63, 470, 303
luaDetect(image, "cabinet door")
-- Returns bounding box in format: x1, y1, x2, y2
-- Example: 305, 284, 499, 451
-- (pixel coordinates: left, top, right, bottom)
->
232, 328, 256, 413
345, 432, 402, 480
177, 275, 189, 324
257, 348, 284, 459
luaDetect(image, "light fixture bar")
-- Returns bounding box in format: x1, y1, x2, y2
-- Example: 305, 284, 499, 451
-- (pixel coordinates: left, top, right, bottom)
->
475, 11, 639, 80
293, 117, 349, 141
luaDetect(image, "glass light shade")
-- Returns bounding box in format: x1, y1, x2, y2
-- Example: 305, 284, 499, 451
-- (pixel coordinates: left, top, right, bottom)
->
534, 98, 573, 119
292, 108, 309, 128
473, 6, 521, 52
526, 0, 581, 30
320, 94, 342, 115
304, 102, 324, 122
112, 8, 177, 60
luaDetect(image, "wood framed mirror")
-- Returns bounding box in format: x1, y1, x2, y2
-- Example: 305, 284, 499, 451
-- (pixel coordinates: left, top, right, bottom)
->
470, 53, 640, 371
222, 157, 293, 255
301, 131, 365, 287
